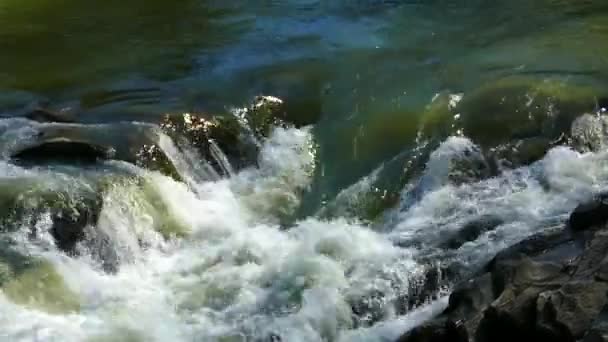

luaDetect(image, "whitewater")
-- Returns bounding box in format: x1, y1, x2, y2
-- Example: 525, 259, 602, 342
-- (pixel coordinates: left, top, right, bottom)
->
0, 115, 607, 342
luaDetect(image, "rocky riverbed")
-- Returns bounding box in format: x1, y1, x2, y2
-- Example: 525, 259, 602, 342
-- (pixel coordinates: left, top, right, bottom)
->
398, 194, 608, 342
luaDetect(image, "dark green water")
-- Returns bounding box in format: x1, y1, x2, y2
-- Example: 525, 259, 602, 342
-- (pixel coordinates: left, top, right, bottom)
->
1, 3, 608, 340
2, 1, 607, 203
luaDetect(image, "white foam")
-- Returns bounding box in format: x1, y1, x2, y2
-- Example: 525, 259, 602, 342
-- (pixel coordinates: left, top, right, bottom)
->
3, 124, 608, 341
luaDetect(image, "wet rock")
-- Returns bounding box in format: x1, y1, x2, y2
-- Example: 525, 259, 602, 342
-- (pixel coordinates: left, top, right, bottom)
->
570, 114, 608, 153
585, 306, 608, 342
445, 273, 495, 323
440, 216, 503, 250
47, 195, 103, 253
46, 197, 119, 272
487, 137, 557, 171
242, 95, 288, 140
457, 77, 600, 150
0, 181, 117, 272
536, 281, 608, 339
489, 226, 575, 269
443, 76, 605, 171
569, 193, 608, 231
135, 142, 182, 181
350, 289, 391, 327
11, 137, 114, 165
157, 112, 258, 175
397, 197, 608, 342
396, 319, 468, 342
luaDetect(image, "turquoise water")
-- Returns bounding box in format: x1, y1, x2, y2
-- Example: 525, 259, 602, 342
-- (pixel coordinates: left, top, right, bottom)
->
2, 1, 607, 205
0, 2, 608, 341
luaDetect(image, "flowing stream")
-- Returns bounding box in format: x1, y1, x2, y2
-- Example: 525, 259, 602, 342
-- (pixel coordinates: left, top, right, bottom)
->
1, 1, 608, 342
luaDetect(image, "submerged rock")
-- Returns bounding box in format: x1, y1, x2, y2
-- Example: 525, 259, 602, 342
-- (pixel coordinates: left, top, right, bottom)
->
397, 196, 608, 342
6, 121, 185, 180
439, 216, 504, 250
487, 136, 560, 171
423, 76, 607, 171
457, 77, 601, 148
0, 257, 80, 314
396, 319, 467, 342
0, 177, 118, 272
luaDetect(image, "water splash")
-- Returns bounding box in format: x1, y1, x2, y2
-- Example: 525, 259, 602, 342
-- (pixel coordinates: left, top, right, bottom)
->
2, 118, 608, 341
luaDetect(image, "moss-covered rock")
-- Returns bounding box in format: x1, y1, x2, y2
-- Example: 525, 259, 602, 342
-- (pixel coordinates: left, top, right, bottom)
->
569, 113, 608, 153
456, 76, 602, 149
156, 111, 258, 176
134, 142, 182, 181
239, 95, 287, 139
1, 259, 80, 314
0, 175, 119, 272
418, 92, 463, 140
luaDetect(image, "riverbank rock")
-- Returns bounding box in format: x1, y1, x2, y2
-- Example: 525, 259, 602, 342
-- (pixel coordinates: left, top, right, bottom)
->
12, 137, 114, 165
569, 193, 608, 232
397, 194, 608, 342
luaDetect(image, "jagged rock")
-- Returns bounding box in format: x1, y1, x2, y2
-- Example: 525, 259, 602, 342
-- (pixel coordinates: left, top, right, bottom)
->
135, 142, 182, 181
11, 137, 114, 164
157, 112, 258, 175
445, 273, 495, 324
396, 318, 468, 342
569, 193, 608, 231
585, 306, 608, 342
536, 281, 608, 339
0, 182, 116, 272
397, 196, 608, 342
241, 95, 288, 139
570, 114, 608, 153
47, 195, 103, 253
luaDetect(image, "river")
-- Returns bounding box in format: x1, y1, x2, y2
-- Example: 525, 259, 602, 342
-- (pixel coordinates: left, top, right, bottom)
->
0, 1, 607, 341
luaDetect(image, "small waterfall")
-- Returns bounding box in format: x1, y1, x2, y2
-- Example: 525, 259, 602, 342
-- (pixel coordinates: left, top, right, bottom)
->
156, 131, 222, 184
208, 139, 235, 177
